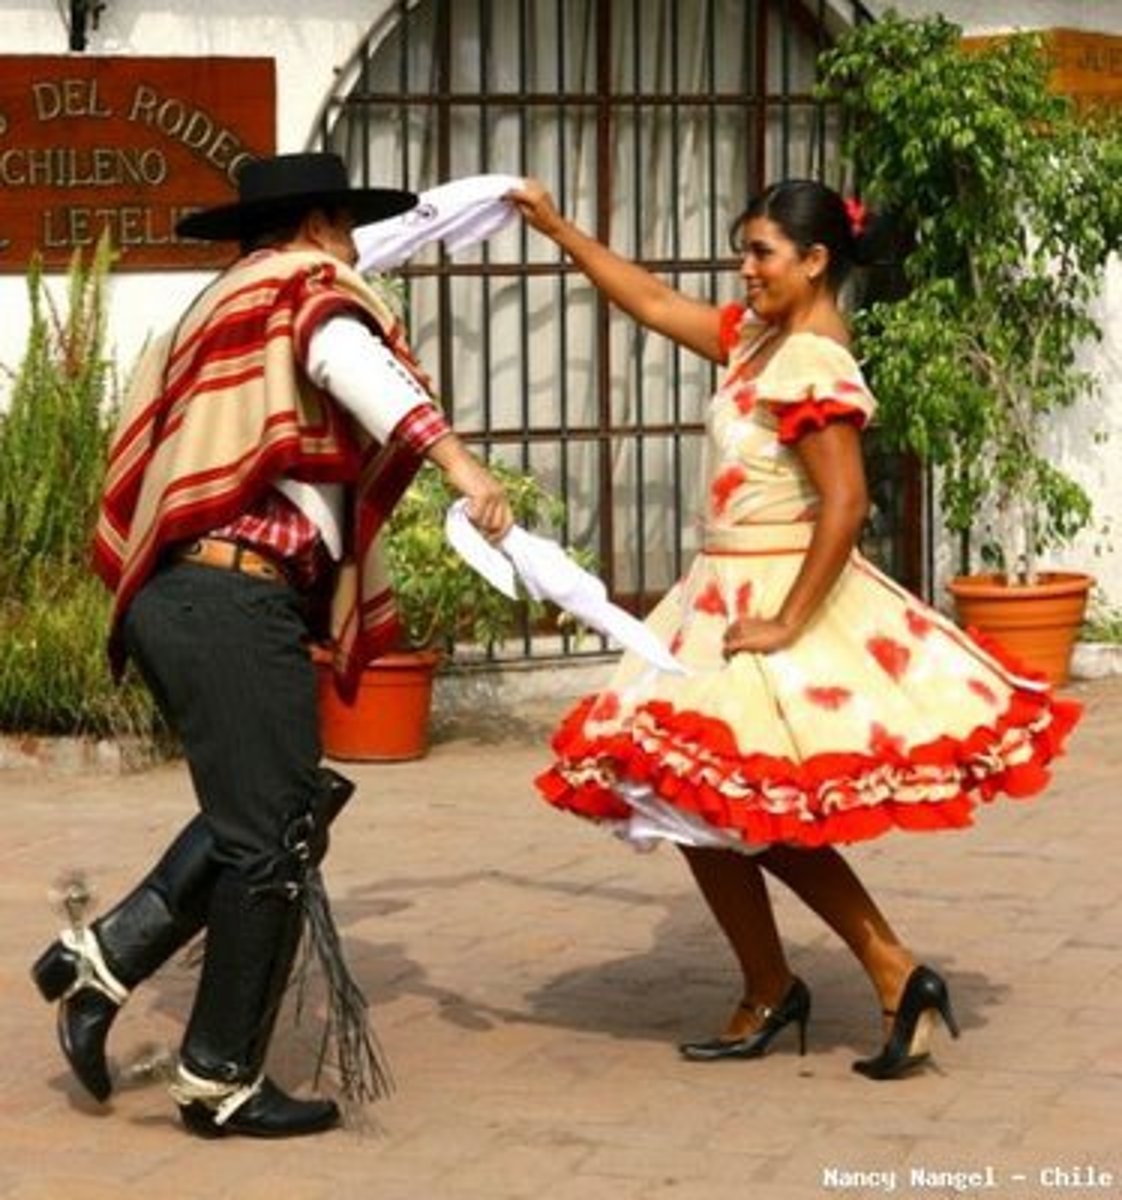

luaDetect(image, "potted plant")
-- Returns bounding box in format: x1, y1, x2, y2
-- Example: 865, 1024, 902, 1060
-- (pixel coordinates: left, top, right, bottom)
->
314, 461, 573, 760
817, 13, 1122, 683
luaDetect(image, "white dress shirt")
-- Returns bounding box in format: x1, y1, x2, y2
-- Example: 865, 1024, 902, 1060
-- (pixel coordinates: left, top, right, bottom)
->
275, 314, 438, 558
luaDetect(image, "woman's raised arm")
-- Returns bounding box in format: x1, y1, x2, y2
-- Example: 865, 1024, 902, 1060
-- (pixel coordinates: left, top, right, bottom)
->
508, 180, 727, 364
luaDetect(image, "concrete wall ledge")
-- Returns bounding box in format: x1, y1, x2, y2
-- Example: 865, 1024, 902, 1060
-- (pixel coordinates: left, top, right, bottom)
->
5, 644, 1118, 775
1072, 640, 1122, 680
0, 654, 617, 775
0, 733, 164, 776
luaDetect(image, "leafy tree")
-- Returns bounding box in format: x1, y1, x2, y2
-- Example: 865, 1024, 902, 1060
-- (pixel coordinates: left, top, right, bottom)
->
818, 13, 1122, 583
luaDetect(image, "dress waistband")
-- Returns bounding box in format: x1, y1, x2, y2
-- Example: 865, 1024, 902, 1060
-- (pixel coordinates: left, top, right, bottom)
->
702, 522, 815, 556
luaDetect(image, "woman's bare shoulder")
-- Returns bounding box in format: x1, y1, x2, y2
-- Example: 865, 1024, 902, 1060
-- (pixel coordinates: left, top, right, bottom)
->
788, 320, 852, 351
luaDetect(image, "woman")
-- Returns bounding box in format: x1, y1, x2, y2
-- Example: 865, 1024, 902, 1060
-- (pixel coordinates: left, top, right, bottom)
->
509, 178, 1080, 1080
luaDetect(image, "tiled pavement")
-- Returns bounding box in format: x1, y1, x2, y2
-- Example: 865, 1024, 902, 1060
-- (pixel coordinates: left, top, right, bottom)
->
1, 676, 1119, 1200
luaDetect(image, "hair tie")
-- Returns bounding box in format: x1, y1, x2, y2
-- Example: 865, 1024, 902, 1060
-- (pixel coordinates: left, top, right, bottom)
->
843, 197, 867, 238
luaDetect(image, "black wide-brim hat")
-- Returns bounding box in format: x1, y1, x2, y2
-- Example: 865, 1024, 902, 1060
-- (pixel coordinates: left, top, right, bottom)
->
176, 152, 417, 242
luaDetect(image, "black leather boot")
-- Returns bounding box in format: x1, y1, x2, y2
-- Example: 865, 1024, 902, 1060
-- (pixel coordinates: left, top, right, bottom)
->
31, 819, 216, 1102
32, 769, 354, 1103
170, 846, 340, 1139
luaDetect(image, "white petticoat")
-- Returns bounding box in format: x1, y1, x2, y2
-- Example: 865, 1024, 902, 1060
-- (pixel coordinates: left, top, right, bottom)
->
610, 780, 765, 855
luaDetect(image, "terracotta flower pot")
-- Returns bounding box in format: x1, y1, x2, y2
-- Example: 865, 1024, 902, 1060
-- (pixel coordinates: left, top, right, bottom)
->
313, 647, 441, 762
946, 571, 1092, 687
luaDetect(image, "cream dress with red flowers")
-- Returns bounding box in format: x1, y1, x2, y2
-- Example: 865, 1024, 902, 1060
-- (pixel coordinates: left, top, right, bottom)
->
536, 311, 1081, 852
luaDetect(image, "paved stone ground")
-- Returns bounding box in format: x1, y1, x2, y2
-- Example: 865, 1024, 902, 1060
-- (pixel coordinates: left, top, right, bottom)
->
1, 677, 1119, 1200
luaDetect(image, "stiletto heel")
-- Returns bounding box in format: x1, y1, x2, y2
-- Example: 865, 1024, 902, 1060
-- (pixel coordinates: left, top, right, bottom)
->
938, 989, 961, 1040
680, 977, 811, 1062
796, 1006, 809, 1057
852, 965, 959, 1081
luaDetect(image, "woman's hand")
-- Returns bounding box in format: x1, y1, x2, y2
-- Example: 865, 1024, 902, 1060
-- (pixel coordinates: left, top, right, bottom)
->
723, 616, 798, 657
506, 179, 565, 239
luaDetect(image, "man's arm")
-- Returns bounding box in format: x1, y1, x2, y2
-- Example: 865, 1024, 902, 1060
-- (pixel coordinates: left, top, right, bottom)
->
306, 316, 512, 538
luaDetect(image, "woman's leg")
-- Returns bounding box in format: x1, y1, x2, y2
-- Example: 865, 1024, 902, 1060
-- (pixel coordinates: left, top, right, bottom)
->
679, 845, 795, 1034
759, 845, 914, 1014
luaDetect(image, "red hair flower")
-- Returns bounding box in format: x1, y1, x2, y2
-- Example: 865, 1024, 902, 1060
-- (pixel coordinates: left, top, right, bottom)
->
843, 196, 867, 238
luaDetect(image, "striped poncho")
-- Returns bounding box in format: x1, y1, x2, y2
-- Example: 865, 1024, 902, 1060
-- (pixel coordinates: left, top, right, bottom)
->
94, 248, 432, 695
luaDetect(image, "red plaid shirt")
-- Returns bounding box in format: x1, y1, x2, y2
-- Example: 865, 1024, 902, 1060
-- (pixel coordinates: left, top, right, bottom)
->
211, 403, 450, 586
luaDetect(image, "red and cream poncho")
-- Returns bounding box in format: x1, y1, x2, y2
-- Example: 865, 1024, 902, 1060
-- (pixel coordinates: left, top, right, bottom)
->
94, 248, 431, 695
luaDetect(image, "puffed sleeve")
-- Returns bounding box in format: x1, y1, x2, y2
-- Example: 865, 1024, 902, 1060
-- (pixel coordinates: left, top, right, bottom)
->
717, 302, 748, 356
755, 334, 876, 445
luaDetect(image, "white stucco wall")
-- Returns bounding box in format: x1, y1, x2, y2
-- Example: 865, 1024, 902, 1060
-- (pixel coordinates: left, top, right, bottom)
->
2, 0, 1120, 607
1050, 262, 1122, 606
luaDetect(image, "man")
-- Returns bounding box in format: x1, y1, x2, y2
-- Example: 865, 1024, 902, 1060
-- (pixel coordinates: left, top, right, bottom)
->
31, 152, 513, 1138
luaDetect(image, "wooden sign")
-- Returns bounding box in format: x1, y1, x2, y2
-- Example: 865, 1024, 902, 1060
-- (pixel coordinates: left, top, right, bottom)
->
1045, 29, 1122, 112
0, 56, 275, 272
962, 29, 1122, 113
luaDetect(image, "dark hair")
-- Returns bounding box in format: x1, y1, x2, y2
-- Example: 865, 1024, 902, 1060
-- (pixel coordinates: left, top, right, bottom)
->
730, 179, 868, 289
239, 200, 348, 255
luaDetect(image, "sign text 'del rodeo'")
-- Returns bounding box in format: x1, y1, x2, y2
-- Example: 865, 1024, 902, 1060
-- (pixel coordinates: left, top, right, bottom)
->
0, 56, 275, 271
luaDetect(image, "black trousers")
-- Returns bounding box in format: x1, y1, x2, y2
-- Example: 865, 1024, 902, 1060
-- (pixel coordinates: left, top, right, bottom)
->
123, 562, 322, 878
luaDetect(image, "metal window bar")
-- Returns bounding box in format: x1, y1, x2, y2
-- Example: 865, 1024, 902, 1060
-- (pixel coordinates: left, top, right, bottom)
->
630, 0, 645, 615
319, 0, 918, 668
669, 0, 685, 583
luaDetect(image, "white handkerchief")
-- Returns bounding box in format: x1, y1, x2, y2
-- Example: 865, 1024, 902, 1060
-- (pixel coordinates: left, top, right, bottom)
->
355, 173, 524, 273
444, 501, 689, 675
444, 501, 518, 600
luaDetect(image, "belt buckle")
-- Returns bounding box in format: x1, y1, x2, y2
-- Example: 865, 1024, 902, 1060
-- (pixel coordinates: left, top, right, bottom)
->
239, 545, 284, 585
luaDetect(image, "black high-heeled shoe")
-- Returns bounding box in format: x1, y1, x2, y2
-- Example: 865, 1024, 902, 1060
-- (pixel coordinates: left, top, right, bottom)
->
852, 965, 960, 1081
679, 977, 811, 1061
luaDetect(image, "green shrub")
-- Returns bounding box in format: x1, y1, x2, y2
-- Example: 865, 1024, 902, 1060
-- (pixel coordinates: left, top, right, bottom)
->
1083, 597, 1122, 645
0, 240, 161, 740
0, 572, 159, 737
386, 461, 592, 652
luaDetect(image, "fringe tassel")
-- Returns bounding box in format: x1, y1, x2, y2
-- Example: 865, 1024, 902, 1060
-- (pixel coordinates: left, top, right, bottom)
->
294, 868, 394, 1106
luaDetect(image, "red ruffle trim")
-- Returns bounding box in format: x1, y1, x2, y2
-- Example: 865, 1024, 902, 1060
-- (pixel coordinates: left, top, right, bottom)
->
718, 303, 748, 355
773, 398, 869, 445
535, 628, 1083, 849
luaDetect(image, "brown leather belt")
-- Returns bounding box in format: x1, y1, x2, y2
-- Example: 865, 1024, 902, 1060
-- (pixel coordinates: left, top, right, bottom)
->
173, 538, 288, 584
